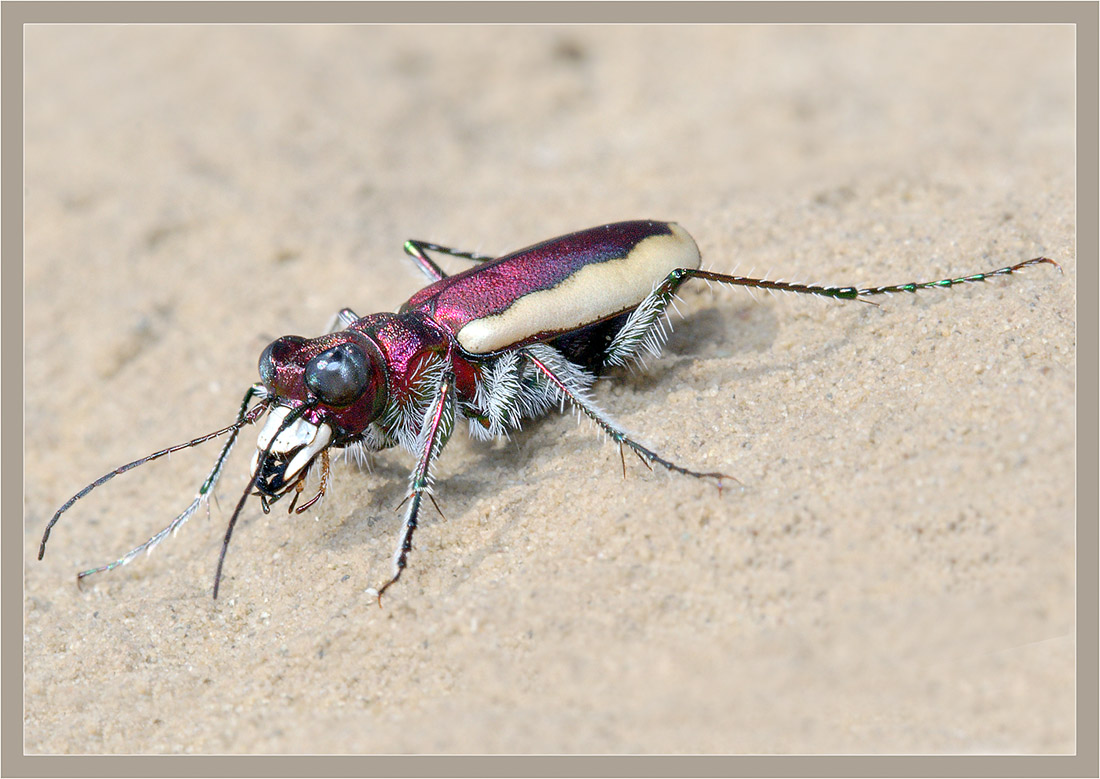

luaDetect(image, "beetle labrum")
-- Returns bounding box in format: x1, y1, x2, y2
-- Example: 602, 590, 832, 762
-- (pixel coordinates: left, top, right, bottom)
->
38, 220, 1059, 601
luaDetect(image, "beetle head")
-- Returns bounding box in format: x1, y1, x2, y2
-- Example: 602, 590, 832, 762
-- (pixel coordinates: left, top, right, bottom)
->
253, 331, 388, 497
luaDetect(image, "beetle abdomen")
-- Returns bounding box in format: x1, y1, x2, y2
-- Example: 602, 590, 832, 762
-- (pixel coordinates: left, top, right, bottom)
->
402, 220, 701, 355
548, 310, 633, 373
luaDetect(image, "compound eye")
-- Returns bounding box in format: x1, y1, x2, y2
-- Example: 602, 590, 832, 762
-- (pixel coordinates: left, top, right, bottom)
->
305, 343, 371, 407
258, 335, 307, 389
258, 342, 277, 386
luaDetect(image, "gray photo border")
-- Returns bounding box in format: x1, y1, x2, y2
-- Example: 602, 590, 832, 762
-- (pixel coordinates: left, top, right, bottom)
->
4, 2, 1095, 778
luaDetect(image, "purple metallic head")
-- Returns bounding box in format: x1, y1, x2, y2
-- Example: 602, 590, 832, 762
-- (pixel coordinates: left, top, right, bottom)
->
253, 331, 388, 497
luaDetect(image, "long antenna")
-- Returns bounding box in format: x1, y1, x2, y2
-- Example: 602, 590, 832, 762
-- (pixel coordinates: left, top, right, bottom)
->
39, 385, 270, 561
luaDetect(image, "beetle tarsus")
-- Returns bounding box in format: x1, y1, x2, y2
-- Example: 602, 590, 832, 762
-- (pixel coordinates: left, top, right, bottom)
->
375, 569, 402, 607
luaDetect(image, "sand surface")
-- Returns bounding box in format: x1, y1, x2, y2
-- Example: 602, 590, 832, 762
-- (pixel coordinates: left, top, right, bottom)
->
23, 26, 1075, 754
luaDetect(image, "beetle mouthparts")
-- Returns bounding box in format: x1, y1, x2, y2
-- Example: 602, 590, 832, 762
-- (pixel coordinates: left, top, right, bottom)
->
250, 406, 333, 495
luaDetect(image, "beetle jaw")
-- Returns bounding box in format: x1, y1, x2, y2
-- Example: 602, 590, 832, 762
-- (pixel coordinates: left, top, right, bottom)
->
250, 405, 334, 496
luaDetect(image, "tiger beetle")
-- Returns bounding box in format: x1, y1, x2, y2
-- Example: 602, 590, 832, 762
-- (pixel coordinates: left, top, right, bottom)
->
37, 220, 1060, 602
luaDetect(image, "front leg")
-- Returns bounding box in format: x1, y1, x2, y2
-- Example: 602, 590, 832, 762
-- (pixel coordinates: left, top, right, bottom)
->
375, 369, 456, 603
403, 240, 499, 281
324, 308, 361, 333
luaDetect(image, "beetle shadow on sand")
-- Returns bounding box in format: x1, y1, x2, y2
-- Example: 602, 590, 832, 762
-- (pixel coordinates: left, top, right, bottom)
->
608, 296, 783, 391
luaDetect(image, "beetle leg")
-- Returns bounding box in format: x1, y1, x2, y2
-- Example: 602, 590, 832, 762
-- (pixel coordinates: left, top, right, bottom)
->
375, 369, 456, 603
464, 350, 537, 441
602, 283, 679, 369
324, 308, 361, 333
403, 240, 499, 282
521, 343, 734, 490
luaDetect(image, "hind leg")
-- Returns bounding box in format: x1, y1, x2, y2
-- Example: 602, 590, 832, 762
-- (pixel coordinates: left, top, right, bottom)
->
521, 343, 733, 489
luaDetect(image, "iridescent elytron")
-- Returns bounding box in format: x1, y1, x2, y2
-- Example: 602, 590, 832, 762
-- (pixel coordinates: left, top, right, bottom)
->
38, 221, 1059, 601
